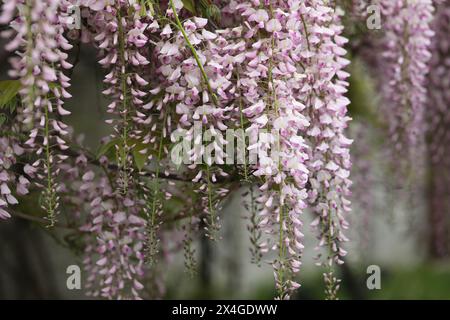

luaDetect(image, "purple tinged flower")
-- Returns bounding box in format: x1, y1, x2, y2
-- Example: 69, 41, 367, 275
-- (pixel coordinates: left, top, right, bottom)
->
1, 0, 75, 225
0, 184, 10, 195
425, 2, 450, 258
379, 0, 435, 158
266, 19, 282, 33
0, 208, 11, 220
96, 257, 107, 266
0, 137, 30, 219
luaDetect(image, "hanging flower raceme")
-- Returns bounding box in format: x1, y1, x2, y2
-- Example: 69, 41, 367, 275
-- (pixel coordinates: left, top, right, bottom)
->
379, 0, 434, 159
85, 1, 167, 265
155, 1, 236, 239
221, 0, 352, 299
0, 137, 30, 220
348, 121, 378, 255
228, 0, 312, 299
289, 1, 351, 300
85, 0, 154, 192
426, 0, 450, 258
1, 0, 74, 226
79, 167, 147, 300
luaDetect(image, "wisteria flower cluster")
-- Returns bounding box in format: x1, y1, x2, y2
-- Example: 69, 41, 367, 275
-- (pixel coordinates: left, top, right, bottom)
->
1, 0, 449, 300
378, 0, 434, 161
1, 0, 74, 226
426, 0, 450, 258
0, 137, 30, 219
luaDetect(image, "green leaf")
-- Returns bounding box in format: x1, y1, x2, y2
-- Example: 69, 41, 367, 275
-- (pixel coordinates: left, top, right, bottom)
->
97, 137, 156, 171
0, 114, 6, 127
0, 80, 20, 110
132, 141, 149, 171
96, 138, 121, 159
182, 0, 196, 14
205, 4, 221, 22
140, 0, 155, 16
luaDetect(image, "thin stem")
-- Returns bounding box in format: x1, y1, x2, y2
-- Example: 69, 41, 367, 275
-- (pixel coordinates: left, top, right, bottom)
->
149, 111, 168, 229
117, 7, 130, 195
300, 13, 311, 51
44, 100, 56, 227
10, 210, 75, 230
